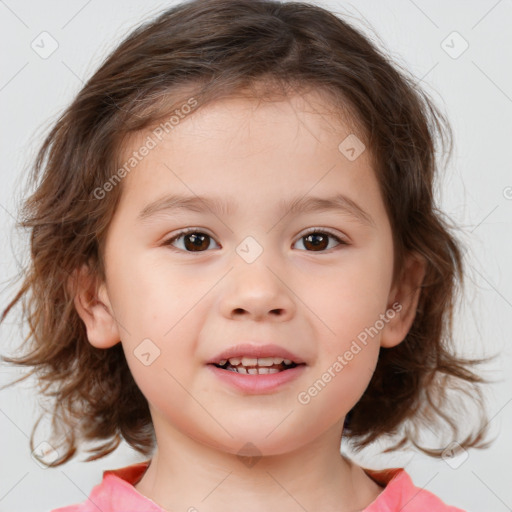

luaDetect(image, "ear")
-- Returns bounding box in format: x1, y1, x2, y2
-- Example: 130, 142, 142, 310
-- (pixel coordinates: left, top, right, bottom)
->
68, 264, 120, 349
380, 252, 427, 349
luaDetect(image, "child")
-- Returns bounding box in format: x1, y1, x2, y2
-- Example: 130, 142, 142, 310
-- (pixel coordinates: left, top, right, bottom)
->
1, 0, 493, 510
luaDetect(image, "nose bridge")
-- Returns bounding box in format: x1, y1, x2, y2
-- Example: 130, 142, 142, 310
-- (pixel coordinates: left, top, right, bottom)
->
220, 244, 295, 321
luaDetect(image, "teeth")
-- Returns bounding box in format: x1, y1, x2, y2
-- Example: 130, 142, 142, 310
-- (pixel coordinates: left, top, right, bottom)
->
225, 356, 293, 366
228, 366, 281, 375
216, 355, 298, 372
256, 357, 275, 367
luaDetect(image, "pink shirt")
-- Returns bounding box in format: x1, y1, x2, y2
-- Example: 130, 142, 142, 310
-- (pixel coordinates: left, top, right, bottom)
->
51, 460, 465, 511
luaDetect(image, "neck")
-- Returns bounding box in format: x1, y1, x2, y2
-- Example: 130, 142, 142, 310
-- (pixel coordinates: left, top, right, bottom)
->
134, 421, 383, 512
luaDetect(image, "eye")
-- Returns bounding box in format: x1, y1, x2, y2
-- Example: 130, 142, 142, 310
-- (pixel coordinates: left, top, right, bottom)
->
162, 229, 220, 252
162, 228, 347, 253
293, 228, 347, 252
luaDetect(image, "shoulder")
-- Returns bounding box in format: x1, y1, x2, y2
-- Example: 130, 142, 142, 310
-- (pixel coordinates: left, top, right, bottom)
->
363, 467, 466, 512
49, 460, 158, 512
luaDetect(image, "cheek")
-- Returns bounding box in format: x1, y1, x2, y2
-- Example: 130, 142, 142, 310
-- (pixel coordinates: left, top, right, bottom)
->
294, 342, 380, 432
105, 252, 209, 395
304, 251, 393, 339
107, 248, 208, 336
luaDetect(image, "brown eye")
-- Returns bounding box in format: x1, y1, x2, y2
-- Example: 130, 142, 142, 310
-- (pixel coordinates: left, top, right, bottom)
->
294, 230, 346, 252
303, 232, 329, 251
164, 230, 220, 252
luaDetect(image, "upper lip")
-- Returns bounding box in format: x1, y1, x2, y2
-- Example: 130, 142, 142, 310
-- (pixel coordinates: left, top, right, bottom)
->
206, 343, 306, 365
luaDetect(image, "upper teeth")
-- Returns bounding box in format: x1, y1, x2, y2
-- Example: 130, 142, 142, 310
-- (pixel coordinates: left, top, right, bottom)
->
218, 357, 293, 366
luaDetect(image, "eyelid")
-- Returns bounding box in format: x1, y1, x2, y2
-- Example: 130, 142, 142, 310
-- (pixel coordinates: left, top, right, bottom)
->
293, 227, 348, 251
297, 226, 348, 242
163, 227, 221, 252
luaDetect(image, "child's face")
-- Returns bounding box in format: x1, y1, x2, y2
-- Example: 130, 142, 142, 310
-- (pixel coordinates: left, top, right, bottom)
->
82, 90, 422, 456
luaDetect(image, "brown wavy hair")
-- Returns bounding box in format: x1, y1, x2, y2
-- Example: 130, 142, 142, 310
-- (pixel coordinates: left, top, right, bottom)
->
1, 0, 494, 467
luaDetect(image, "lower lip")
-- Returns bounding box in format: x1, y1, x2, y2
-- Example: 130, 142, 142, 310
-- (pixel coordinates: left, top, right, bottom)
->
206, 364, 306, 394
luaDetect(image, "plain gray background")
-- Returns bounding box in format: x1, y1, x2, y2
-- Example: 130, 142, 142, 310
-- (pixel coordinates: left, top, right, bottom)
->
0, 0, 511, 511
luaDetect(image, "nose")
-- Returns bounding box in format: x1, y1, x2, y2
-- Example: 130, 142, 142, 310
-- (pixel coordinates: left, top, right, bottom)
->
219, 262, 296, 322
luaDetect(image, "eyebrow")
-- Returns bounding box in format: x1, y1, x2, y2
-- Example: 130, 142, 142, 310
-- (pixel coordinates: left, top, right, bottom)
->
137, 193, 375, 227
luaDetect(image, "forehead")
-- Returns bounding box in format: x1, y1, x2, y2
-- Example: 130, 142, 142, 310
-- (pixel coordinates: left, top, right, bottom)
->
120, 87, 364, 162
114, 90, 383, 225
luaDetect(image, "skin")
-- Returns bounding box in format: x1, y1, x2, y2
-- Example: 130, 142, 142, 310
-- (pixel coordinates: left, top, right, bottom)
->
74, 89, 426, 512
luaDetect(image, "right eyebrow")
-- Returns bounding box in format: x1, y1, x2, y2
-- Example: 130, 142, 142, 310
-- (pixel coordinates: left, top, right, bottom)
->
137, 194, 235, 221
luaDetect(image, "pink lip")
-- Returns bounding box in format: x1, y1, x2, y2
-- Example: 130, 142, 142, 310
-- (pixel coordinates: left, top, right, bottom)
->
206, 364, 306, 394
206, 343, 305, 365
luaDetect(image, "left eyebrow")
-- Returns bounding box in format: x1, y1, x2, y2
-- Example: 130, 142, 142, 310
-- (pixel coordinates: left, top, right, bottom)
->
281, 194, 375, 228
137, 192, 375, 228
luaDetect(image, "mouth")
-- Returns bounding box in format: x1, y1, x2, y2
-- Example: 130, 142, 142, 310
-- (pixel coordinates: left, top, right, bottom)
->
210, 356, 305, 375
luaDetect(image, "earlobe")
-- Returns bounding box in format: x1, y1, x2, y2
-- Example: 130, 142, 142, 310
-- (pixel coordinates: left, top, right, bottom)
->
380, 253, 427, 349
68, 264, 120, 349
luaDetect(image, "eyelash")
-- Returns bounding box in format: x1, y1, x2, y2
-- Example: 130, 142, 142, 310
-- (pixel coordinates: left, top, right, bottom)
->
162, 227, 348, 253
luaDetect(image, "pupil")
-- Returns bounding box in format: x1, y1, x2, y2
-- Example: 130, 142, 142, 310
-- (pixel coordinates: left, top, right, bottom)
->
185, 233, 209, 251
304, 233, 327, 251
